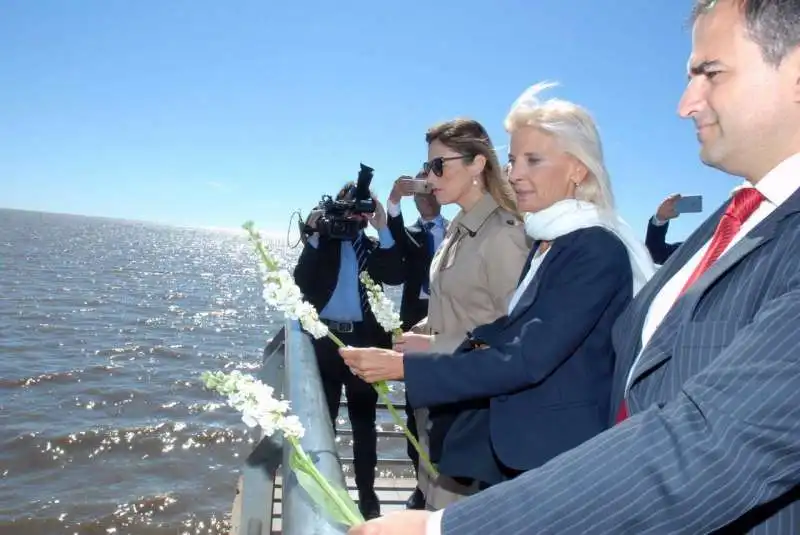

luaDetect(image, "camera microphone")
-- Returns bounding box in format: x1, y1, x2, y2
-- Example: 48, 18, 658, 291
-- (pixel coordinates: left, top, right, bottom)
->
355, 163, 374, 202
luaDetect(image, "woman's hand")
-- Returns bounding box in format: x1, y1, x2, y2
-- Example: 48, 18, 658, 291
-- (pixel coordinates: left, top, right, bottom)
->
339, 346, 405, 382
392, 332, 433, 353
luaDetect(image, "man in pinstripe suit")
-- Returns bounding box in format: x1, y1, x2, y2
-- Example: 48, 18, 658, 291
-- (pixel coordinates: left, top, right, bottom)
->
349, 1, 800, 533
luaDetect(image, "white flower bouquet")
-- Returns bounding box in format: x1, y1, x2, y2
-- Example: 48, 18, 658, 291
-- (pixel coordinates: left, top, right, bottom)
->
240, 221, 435, 477
201, 370, 363, 527
358, 271, 402, 338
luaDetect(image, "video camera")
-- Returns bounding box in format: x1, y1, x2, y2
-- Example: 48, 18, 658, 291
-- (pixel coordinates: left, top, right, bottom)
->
304, 163, 377, 241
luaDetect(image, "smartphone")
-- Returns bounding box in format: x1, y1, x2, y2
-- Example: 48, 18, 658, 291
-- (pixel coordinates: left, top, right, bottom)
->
675, 195, 703, 214
399, 178, 432, 194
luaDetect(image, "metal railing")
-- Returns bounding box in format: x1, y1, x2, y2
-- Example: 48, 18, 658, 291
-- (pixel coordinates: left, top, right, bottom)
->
236, 319, 349, 534
233, 319, 416, 534
280, 320, 349, 535
235, 326, 285, 535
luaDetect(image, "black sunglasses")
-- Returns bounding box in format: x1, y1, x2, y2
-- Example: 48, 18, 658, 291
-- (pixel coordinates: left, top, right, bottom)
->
422, 155, 466, 177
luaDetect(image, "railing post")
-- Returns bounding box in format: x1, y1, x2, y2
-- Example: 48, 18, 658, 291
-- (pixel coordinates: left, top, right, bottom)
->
234, 328, 287, 535
281, 319, 348, 535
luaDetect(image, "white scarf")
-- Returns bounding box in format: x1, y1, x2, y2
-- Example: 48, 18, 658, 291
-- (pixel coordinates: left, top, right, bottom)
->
520, 199, 655, 298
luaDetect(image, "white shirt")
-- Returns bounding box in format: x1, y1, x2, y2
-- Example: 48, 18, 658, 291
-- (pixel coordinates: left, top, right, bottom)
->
651, 214, 668, 226
507, 248, 549, 314
427, 153, 800, 535
387, 200, 446, 299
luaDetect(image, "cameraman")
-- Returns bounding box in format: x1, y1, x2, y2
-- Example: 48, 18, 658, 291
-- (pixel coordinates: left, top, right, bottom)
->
293, 181, 403, 520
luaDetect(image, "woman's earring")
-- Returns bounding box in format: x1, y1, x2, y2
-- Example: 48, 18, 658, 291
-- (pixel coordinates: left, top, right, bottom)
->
571, 180, 581, 200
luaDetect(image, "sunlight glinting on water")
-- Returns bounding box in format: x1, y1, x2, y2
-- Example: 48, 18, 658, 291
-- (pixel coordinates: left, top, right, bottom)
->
0, 209, 408, 534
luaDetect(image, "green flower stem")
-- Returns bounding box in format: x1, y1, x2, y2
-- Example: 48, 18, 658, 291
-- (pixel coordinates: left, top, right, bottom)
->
326, 332, 346, 348
376, 381, 439, 479
325, 335, 439, 479
243, 222, 279, 272
288, 437, 364, 526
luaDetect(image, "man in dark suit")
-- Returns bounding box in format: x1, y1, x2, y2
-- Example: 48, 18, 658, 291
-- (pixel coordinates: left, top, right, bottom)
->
293, 181, 403, 520
346, 1, 800, 533
386, 174, 446, 330
645, 193, 684, 264
385, 174, 446, 509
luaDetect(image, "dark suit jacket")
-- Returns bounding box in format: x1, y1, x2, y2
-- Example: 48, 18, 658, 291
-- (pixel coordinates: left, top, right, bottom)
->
386, 212, 444, 330
293, 232, 403, 336
645, 217, 682, 264
404, 227, 633, 484
440, 189, 800, 534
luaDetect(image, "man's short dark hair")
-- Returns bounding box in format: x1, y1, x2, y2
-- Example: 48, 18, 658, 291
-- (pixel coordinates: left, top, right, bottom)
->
332, 181, 367, 230
692, 0, 800, 67
336, 181, 356, 201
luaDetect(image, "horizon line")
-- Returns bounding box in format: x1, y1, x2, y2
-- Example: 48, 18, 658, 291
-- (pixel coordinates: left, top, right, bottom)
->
0, 206, 288, 238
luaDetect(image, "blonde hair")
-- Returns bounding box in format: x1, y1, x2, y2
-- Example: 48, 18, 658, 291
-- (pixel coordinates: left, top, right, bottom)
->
426, 118, 522, 219
504, 82, 615, 211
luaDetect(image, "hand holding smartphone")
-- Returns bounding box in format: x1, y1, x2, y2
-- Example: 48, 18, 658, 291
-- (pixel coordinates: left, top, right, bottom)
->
398, 178, 431, 195
674, 195, 703, 214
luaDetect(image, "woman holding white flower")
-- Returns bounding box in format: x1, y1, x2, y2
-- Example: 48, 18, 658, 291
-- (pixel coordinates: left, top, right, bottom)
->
340, 83, 655, 502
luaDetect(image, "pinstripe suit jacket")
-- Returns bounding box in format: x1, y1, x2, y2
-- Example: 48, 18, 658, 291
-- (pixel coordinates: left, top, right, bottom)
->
440, 188, 800, 534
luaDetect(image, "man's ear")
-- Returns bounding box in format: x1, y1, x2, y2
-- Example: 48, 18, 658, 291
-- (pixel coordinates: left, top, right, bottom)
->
785, 47, 800, 104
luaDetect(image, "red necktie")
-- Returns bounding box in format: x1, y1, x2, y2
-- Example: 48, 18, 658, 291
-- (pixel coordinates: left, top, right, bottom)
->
615, 187, 764, 423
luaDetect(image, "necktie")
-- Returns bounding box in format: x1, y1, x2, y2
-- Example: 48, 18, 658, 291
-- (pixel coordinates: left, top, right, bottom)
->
616, 187, 764, 423
421, 221, 435, 295
353, 234, 370, 313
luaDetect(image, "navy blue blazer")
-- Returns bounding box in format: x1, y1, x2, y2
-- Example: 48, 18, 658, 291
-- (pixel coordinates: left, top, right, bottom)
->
404, 226, 633, 482
645, 217, 682, 265
439, 189, 800, 534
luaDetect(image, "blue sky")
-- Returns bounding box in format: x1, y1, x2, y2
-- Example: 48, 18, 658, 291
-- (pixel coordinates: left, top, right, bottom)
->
1, 0, 738, 241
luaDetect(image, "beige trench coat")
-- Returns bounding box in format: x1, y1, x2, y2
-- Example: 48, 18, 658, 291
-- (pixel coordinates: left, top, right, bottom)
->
411, 192, 530, 509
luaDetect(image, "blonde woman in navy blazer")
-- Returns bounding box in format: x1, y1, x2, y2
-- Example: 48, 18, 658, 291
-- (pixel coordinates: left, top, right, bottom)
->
340, 82, 655, 491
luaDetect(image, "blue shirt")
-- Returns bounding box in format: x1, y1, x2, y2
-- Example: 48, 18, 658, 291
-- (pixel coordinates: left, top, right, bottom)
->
307, 226, 395, 321
419, 215, 447, 298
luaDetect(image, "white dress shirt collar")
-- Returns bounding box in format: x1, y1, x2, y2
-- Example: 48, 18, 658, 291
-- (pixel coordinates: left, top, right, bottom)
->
751, 152, 800, 207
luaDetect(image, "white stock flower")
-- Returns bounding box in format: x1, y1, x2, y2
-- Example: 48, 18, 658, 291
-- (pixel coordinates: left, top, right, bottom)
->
243, 224, 330, 339
280, 414, 305, 440
202, 370, 306, 440
259, 269, 329, 339
359, 271, 402, 334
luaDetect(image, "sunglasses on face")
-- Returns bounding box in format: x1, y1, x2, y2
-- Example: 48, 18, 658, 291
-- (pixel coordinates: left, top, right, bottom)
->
422, 155, 466, 177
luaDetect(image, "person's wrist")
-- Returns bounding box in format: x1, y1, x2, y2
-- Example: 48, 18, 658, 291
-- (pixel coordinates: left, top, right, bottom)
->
655, 206, 677, 221
394, 351, 405, 379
